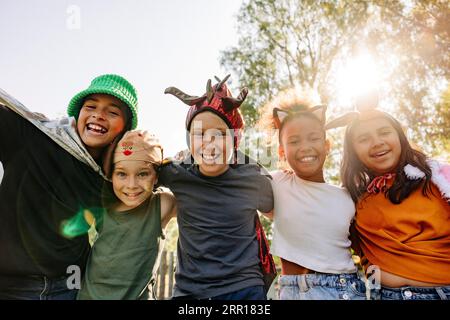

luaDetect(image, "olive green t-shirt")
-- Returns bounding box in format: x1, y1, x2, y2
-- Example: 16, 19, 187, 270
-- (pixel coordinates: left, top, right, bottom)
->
77, 193, 164, 300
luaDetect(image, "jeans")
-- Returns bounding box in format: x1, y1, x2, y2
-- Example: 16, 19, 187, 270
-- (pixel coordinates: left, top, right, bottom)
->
278, 272, 367, 300
0, 275, 78, 300
172, 285, 267, 300
370, 286, 450, 300
210, 285, 266, 300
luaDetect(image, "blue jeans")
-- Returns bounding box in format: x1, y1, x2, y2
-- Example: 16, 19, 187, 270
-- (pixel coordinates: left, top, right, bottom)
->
210, 285, 266, 300
172, 285, 267, 300
278, 273, 367, 300
0, 275, 78, 300
370, 286, 450, 300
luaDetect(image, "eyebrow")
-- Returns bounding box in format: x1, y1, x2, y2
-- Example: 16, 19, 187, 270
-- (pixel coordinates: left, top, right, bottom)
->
354, 126, 393, 139
377, 126, 393, 131
84, 98, 123, 110
287, 131, 322, 138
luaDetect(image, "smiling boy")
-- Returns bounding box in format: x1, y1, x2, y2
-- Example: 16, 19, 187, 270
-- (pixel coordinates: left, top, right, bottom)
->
159, 76, 275, 300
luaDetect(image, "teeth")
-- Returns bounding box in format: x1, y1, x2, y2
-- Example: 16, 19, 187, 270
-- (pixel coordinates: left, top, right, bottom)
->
202, 154, 219, 161
299, 156, 317, 163
87, 123, 107, 133
374, 151, 389, 157
125, 192, 141, 197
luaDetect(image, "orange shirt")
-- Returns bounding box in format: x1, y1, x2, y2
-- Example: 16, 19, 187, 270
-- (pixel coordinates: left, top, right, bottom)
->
355, 182, 450, 284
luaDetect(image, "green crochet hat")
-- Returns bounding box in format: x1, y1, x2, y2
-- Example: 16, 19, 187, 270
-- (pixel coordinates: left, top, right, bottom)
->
68, 74, 138, 129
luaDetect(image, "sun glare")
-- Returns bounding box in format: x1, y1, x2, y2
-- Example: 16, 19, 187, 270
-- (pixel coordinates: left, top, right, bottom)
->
335, 53, 381, 108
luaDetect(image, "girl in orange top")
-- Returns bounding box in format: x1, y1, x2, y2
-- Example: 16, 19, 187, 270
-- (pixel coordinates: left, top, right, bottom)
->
327, 94, 450, 300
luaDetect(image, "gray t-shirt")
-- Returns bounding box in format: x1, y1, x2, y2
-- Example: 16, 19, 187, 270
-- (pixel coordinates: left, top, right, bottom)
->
159, 158, 273, 299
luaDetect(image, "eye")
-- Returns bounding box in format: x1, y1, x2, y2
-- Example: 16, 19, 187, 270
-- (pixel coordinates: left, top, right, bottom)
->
380, 130, 391, 136
358, 137, 369, 143
109, 111, 120, 116
83, 105, 96, 110
114, 171, 127, 178
138, 171, 151, 178
288, 140, 299, 145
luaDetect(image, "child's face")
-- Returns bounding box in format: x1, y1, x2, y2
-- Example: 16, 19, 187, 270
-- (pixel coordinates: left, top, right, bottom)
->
112, 160, 157, 211
351, 117, 402, 175
77, 93, 128, 159
189, 111, 234, 177
279, 116, 329, 182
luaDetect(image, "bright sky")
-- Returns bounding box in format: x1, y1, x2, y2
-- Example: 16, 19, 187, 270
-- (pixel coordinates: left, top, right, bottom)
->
0, 0, 243, 162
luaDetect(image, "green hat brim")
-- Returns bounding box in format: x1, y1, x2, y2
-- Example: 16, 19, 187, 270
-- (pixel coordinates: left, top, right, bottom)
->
68, 88, 138, 129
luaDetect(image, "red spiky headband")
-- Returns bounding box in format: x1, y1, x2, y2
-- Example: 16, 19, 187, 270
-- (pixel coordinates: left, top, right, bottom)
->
164, 75, 247, 148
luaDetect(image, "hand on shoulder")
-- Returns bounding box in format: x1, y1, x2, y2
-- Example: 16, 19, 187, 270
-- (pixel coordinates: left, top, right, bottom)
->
160, 190, 177, 228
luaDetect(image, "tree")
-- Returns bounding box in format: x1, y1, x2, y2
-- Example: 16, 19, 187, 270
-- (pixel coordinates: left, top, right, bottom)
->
221, 0, 371, 125
221, 0, 449, 158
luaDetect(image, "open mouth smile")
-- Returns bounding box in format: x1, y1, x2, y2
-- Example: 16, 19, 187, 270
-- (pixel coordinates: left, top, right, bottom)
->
297, 156, 318, 163
123, 191, 143, 198
371, 150, 390, 158
201, 153, 221, 162
86, 123, 108, 134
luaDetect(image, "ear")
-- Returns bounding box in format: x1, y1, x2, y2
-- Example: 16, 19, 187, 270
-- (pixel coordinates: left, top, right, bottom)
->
325, 138, 331, 155
325, 112, 359, 130
278, 144, 285, 160
310, 104, 327, 123
273, 108, 289, 129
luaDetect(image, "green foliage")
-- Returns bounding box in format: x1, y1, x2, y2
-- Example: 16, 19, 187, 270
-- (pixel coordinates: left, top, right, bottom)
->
221, 0, 450, 241
221, 0, 449, 157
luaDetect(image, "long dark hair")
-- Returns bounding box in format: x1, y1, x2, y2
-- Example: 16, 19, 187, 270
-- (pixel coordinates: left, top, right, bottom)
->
341, 114, 433, 204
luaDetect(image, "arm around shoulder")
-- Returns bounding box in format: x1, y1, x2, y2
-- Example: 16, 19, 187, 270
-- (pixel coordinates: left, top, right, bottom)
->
0, 105, 27, 161
160, 191, 177, 229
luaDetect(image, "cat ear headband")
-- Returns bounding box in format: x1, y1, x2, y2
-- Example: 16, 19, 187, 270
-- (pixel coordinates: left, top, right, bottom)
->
272, 104, 327, 130
325, 90, 385, 130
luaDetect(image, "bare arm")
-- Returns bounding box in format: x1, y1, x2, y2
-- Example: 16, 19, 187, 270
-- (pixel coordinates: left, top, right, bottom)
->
160, 191, 177, 229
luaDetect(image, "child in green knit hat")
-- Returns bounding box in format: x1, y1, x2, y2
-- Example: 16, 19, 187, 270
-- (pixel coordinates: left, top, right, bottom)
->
0, 74, 139, 300
67, 74, 139, 162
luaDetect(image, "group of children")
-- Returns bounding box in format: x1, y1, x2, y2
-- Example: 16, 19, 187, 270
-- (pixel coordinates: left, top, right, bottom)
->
0, 73, 448, 300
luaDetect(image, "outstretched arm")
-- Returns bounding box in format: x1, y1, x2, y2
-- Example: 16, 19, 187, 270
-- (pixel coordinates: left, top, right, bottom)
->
0, 105, 26, 162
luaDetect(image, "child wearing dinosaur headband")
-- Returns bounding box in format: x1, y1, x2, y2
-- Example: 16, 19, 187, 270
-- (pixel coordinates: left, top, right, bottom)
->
157, 75, 275, 300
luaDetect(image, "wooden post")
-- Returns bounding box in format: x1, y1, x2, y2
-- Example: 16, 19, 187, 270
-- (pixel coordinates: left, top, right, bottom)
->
167, 252, 175, 299
158, 250, 167, 300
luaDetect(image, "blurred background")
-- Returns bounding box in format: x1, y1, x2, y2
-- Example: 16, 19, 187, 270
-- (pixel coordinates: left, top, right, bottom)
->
1, 0, 449, 299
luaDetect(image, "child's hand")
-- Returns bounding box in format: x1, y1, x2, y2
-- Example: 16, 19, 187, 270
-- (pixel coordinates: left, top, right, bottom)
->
174, 149, 191, 162
123, 130, 160, 147
24, 110, 49, 121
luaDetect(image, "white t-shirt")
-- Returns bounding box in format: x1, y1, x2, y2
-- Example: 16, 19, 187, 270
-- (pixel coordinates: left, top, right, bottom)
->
270, 170, 356, 274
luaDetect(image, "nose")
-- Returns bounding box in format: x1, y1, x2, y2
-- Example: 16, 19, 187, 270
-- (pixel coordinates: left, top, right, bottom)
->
371, 135, 385, 149
298, 143, 313, 153
92, 108, 106, 120
202, 132, 222, 149
126, 176, 138, 189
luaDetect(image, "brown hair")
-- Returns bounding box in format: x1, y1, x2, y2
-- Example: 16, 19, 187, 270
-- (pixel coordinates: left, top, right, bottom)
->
341, 113, 433, 203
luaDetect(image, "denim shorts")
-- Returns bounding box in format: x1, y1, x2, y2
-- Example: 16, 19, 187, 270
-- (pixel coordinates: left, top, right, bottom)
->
371, 286, 450, 300
278, 272, 367, 300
